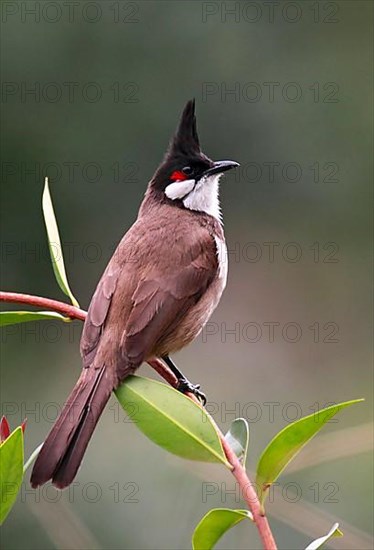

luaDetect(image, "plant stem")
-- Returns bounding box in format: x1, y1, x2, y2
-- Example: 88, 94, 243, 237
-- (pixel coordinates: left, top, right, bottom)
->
0, 292, 86, 321
220, 436, 277, 549
0, 290, 277, 550
150, 357, 277, 549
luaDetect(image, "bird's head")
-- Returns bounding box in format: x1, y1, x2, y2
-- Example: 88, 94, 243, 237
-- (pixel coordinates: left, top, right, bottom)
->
146, 100, 239, 220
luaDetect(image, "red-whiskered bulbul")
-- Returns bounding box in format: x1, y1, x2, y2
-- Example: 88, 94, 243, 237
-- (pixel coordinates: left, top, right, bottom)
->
31, 100, 239, 489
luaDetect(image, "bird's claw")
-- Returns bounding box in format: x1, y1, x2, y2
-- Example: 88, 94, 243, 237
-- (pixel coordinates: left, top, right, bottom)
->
177, 379, 207, 406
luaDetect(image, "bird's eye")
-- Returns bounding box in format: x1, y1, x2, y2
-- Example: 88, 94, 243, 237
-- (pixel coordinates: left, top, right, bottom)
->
182, 166, 193, 176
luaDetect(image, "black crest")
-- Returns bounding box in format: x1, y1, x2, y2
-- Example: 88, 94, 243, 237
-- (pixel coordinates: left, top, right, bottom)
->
146, 99, 213, 197
167, 99, 201, 157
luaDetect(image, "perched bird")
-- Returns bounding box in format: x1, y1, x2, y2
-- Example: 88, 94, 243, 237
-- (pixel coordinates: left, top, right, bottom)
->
31, 100, 239, 489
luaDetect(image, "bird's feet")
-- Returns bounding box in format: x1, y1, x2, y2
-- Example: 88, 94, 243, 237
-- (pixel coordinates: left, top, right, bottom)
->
161, 355, 207, 406
177, 378, 207, 406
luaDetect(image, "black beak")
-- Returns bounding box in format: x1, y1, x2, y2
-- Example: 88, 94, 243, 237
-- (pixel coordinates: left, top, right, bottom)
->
203, 160, 240, 177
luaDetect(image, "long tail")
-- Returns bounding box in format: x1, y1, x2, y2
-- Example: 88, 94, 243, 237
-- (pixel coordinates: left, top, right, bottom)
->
31, 366, 112, 489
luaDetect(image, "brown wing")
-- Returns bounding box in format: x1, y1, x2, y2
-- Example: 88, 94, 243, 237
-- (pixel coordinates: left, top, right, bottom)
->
80, 260, 121, 368
120, 245, 217, 371
80, 209, 219, 375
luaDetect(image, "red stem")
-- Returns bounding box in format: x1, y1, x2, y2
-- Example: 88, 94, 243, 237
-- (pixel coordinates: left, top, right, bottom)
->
0, 292, 86, 321
0, 290, 277, 549
220, 437, 277, 549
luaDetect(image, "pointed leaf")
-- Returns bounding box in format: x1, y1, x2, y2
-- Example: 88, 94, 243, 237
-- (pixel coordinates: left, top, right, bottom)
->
256, 399, 364, 504
116, 376, 229, 466
0, 417, 10, 443
0, 311, 69, 326
0, 427, 24, 525
42, 177, 79, 307
192, 508, 253, 550
305, 522, 343, 549
225, 418, 249, 465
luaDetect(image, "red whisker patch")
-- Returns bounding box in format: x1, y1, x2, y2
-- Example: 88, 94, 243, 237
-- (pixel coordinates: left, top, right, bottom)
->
170, 170, 188, 182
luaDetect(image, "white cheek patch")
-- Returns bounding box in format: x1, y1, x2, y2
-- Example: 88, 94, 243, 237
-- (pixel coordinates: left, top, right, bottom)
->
165, 178, 195, 200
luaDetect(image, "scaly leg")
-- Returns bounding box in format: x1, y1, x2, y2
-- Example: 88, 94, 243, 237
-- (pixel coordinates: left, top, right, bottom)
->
162, 355, 207, 405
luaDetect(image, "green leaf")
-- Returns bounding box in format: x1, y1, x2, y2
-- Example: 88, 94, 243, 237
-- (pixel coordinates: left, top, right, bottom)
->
225, 418, 249, 465
0, 311, 69, 326
42, 177, 79, 307
305, 522, 343, 549
256, 399, 364, 504
116, 376, 229, 466
0, 427, 24, 525
192, 508, 253, 550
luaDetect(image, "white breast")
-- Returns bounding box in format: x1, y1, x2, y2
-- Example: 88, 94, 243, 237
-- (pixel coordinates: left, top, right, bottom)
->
183, 174, 222, 221
214, 235, 228, 288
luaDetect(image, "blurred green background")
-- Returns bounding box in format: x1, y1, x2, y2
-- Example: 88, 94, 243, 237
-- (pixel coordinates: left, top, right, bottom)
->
1, 1, 373, 549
